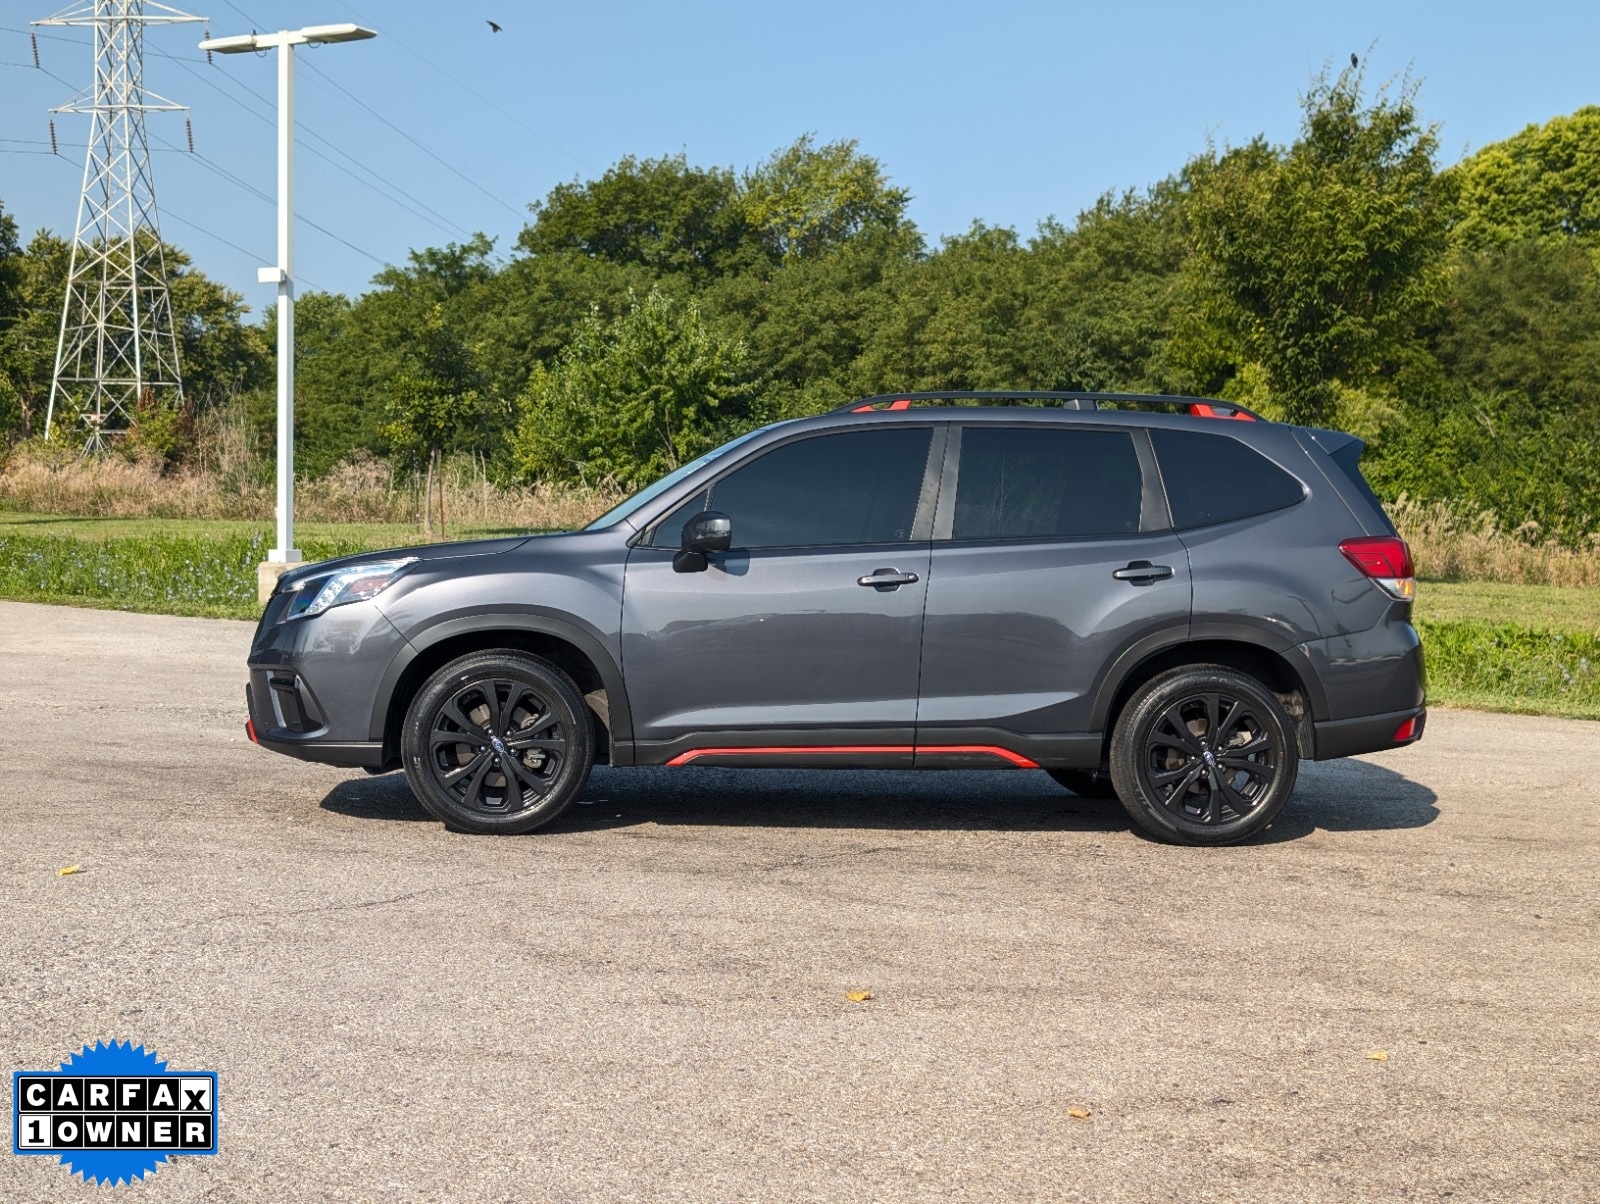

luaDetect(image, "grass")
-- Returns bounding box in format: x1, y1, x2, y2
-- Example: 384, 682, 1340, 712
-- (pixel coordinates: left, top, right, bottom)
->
1414, 580, 1600, 633
0, 513, 1595, 721
0, 511, 540, 545
1413, 618, 1599, 720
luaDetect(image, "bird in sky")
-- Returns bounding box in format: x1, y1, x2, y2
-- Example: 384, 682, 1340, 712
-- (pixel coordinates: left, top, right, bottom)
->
487, 20, 502, 33
1351, 52, 1359, 68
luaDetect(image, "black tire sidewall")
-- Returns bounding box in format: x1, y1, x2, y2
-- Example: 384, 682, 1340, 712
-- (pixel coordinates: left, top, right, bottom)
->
1110, 666, 1298, 846
402, 651, 593, 835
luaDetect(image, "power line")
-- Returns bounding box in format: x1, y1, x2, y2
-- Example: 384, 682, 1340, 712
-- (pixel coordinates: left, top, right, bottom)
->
12, 33, 432, 262
221, 0, 527, 219
297, 57, 527, 219
144, 45, 476, 242
17, 26, 477, 243
12, 143, 333, 293
14, 48, 394, 268
147, 131, 389, 266
343, 1, 592, 173
163, 208, 330, 293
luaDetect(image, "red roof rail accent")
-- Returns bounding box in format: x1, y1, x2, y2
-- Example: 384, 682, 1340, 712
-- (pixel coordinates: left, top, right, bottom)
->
851, 398, 915, 413
1188, 403, 1256, 421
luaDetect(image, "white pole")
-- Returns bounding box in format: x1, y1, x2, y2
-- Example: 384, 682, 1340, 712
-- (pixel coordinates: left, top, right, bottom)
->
270, 39, 300, 563
198, 25, 374, 599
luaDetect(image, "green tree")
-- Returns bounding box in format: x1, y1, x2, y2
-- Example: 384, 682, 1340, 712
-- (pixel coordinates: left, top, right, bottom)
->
518, 154, 747, 279
514, 289, 755, 489
1437, 238, 1600, 410
0, 206, 33, 441
285, 236, 503, 477
1177, 67, 1455, 426
167, 247, 270, 407
0, 202, 20, 328
379, 303, 486, 536
1452, 107, 1600, 251
740, 135, 911, 264
473, 250, 657, 406
0, 232, 74, 443
701, 220, 919, 416
853, 223, 1053, 392
1030, 182, 1193, 393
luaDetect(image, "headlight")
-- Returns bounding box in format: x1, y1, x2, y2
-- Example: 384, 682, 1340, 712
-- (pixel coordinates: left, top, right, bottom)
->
284, 558, 417, 619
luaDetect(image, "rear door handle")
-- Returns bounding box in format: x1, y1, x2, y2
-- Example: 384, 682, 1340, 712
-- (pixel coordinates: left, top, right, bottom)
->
858, 568, 920, 590
1112, 560, 1174, 583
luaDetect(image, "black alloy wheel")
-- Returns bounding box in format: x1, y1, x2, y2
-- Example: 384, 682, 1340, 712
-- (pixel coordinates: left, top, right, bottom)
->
1109, 666, 1298, 845
402, 652, 593, 834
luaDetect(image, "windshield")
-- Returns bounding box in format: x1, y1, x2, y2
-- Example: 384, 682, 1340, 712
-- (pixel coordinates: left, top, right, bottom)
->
583, 423, 785, 531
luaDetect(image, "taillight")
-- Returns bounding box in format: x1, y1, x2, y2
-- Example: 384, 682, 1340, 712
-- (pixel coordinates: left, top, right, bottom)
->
1339, 536, 1416, 601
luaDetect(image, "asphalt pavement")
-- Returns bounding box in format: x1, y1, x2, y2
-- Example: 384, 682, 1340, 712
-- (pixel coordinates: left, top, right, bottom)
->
0, 600, 1595, 1203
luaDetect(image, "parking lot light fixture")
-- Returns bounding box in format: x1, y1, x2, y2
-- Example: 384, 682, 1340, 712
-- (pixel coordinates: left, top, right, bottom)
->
198, 23, 377, 594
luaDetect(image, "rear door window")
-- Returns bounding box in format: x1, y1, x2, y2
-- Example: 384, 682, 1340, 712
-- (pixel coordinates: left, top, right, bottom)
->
951, 426, 1144, 540
1151, 428, 1305, 528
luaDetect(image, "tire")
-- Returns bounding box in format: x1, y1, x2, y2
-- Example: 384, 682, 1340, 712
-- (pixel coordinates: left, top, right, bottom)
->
1108, 665, 1298, 846
1046, 768, 1118, 798
401, 651, 594, 835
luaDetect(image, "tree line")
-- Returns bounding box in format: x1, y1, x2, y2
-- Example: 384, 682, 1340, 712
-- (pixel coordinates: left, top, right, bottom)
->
2, 65, 1598, 539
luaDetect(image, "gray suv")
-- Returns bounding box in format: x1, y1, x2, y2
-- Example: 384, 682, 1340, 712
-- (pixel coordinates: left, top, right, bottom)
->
246, 392, 1426, 845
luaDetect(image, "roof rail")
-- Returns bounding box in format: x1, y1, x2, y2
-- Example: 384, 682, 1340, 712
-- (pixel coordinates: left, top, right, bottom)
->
834, 391, 1265, 422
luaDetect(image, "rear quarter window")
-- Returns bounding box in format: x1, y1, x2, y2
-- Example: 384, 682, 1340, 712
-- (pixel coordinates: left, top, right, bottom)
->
1151, 428, 1305, 529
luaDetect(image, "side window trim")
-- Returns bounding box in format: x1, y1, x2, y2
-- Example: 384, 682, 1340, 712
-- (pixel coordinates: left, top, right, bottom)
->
931, 424, 962, 542
637, 424, 945, 551
934, 422, 1159, 544
909, 424, 949, 542
1133, 428, 1173, 533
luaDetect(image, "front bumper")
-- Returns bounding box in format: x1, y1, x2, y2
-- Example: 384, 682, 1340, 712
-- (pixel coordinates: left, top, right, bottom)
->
246, 595, 412, 770
244, 691, 388, 768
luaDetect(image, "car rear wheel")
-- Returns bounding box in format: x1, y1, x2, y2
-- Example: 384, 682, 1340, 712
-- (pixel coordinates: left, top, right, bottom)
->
1109, 666, 1298, 846
402, 651, 593, 835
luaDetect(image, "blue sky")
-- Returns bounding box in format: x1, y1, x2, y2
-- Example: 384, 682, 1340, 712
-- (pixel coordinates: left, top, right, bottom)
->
3, 0, 1597, 315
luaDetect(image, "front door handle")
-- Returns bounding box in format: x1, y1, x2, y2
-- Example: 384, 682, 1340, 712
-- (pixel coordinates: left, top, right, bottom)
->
1112, 560, 1174, 583
858, 568, 920, 591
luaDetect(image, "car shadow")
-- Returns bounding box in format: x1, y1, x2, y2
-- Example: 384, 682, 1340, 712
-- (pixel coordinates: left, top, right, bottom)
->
318, 756, 1437, 843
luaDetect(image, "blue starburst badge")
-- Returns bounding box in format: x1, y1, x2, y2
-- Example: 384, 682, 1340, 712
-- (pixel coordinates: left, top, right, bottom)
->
12, 1041, 219, 1186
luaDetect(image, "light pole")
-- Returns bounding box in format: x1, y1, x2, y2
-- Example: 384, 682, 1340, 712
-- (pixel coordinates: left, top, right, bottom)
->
198, 23, 376, 598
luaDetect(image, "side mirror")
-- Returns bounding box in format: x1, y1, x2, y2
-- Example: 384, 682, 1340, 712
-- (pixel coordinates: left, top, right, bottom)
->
672, 511, 732, 573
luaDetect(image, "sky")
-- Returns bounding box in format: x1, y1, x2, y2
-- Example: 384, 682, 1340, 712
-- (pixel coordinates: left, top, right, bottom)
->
2, 0, 1598, 317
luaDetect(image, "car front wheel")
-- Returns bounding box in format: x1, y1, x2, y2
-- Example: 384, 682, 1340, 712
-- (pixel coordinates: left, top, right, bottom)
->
402, 651, 593, 835
1109, 666, 1298, 846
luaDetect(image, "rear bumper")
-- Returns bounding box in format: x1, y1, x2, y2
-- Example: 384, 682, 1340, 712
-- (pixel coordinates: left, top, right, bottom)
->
1311, 706, 1426, 760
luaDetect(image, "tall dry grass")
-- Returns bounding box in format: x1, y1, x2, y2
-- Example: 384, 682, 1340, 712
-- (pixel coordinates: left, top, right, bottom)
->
0, 446, 621, 532
1389, 497, 1600, 587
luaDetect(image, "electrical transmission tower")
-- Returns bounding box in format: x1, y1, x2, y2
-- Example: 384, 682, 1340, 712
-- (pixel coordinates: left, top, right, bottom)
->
33, 1, 201, 450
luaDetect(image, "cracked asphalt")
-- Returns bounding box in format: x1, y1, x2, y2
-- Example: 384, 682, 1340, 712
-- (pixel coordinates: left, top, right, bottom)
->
1, 600, 1596, 1203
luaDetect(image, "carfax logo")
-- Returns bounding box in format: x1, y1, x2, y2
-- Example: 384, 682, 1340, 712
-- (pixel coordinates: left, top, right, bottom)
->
12, 1041, 218, 1186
